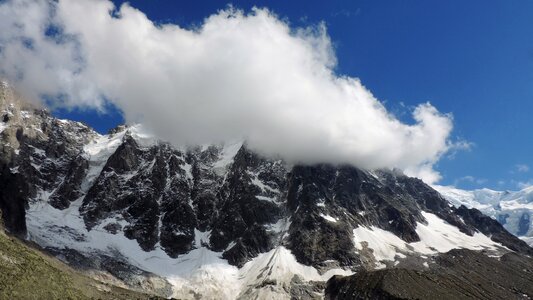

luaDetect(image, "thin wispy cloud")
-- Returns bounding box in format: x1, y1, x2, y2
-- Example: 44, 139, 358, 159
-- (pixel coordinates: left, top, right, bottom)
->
453, 175, 487, 187
516, 180, 533, 190
515, 164, 530, 173
446, 139, 474, 159
331, 8, 361, 18
0, 0, 467, 184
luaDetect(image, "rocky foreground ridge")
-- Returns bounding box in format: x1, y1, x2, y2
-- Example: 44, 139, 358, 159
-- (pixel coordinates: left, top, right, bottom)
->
326, 248, 533, 300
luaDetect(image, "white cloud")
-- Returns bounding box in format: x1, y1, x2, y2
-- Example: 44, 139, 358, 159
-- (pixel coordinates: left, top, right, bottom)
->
446, 139, 473, 159
453, 175, 487, 186
0, 0, 463, 184
515, 164, 530, 173
516, 180, 533, 190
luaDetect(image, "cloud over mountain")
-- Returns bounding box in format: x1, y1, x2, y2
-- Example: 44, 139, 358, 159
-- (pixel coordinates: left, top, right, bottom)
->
0, 0, 460, 183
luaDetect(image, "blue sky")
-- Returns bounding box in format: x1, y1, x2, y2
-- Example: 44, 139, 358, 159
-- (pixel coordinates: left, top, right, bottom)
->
54, 1, 533, 190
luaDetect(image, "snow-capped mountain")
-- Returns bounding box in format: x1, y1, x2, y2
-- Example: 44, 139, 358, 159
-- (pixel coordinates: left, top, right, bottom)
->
435, 185, 533, 246
1, 81, 532, 299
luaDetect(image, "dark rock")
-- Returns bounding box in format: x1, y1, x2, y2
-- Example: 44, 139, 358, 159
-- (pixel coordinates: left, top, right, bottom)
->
103, 222, 122, 234
108, 124, 128, 135
498, 213, 510, 225
0, 164, 28, 236
518, 212, 531, 236
105, 135, 141, 173
49, 156, 89, 209
325, 249, 533, 300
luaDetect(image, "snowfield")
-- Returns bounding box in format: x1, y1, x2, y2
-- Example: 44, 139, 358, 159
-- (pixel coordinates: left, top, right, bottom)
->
26, 196, 352, 299
353, 211, 504, 267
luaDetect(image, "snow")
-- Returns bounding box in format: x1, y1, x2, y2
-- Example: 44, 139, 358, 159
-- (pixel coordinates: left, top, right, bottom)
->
353, 211, 504, 264
367, 170, 380, 179
255, 195, 276, 202
82, 131, 126, 191
434, 185, 533, 239
248, 171, 280, 194
238, 246, 353, 299
30, 146, 45, 157
212, 141, 242, 175
433, 185, 502, 211
266, 218, 291, 234
411, 212, 501, 254
320, 213, 338, 223
127, 124, 157, 147
180, 161, 193, 181
353, 225, 408, 261
19, 110, 31, 119
194, 229, 211, 247
500, 200, 533, 210
0, 122, 6, 134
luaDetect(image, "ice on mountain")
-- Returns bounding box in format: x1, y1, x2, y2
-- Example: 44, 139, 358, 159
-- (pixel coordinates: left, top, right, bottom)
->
320, 213, 338, 223
435, 185, 533, 243
353, 211, 504, 266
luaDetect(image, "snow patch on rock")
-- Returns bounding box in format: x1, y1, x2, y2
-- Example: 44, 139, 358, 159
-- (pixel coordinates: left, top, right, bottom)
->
353, 211, 505, 265
320, 213, 338, 223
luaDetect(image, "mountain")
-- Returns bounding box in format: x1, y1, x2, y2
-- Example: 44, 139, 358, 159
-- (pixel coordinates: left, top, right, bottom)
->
435, 185, 533, 246
1, 80, 532, 299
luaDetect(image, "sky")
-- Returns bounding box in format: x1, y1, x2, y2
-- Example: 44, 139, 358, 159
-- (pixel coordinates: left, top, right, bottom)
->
2, 0, 533, 191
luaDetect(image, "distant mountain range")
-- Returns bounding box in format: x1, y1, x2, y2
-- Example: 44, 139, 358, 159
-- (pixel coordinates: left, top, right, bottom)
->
435, 185, 533, 246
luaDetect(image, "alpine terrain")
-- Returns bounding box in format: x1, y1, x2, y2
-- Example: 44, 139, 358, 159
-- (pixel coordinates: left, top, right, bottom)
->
1, 80, 533, 299
435, 185, 533, 246
0, 207, 157, 299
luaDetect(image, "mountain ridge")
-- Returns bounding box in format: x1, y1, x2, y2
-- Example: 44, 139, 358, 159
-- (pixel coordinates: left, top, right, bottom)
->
1, 81, 532, 299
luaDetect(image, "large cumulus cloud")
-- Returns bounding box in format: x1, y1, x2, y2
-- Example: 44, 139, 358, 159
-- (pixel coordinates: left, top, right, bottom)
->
0, 0, 461, 183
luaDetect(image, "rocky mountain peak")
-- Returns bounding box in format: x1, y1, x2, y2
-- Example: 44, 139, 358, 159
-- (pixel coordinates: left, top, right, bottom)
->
0, 90, 532, 298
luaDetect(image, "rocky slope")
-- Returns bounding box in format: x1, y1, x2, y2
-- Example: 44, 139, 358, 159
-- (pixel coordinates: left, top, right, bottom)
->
325, 248, 533, 300
0, 208, 160, 300
1, 80, 532, 299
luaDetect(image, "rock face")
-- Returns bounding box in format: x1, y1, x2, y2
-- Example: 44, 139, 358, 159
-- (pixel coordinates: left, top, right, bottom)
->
1, 81, 532, 299
325, 249, 533, 300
